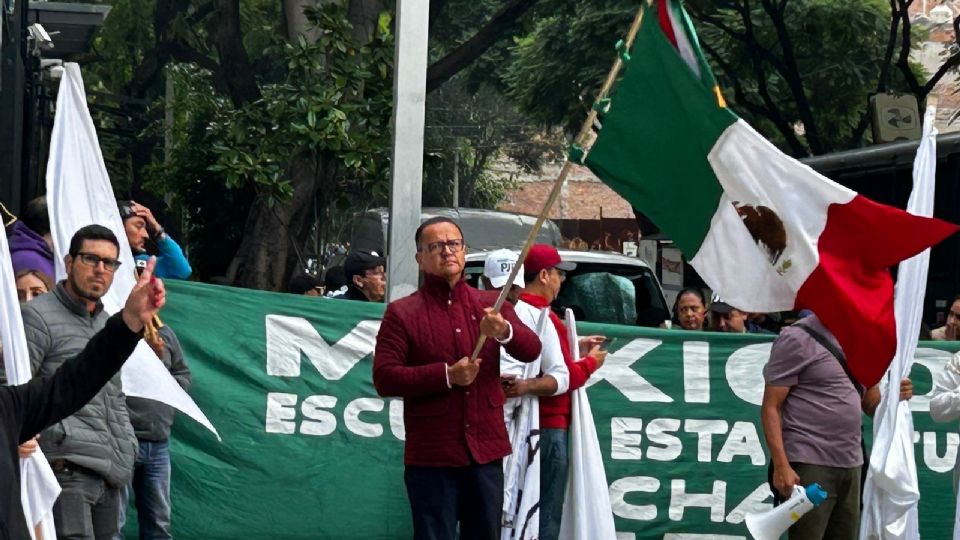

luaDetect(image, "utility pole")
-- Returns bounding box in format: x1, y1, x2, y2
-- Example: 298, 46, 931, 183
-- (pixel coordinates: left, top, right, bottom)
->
385, 0, 429, 301
452, 148, 459, 207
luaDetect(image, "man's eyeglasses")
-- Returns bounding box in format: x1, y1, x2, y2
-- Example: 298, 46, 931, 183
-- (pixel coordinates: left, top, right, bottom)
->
419, 239, 465, 255
76, 252, 122, 272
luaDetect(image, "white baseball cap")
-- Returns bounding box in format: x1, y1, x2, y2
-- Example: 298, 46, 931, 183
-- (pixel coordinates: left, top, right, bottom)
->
483, 249, 525, 289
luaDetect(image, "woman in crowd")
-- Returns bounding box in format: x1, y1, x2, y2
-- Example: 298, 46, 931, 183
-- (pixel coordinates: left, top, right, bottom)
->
672, 287, 707, 331
932, 294, 960, 341
15, 269, 53, 303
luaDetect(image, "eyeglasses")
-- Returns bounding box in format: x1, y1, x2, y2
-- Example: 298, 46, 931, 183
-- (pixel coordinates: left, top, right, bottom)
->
419, 239, 465, 255
76, 252, 122, 272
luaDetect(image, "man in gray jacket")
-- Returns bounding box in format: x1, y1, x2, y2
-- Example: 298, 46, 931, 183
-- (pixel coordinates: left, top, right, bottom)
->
22, 224, 138, 539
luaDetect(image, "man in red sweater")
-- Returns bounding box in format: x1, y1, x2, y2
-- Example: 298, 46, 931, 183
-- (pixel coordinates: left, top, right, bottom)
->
373, 217, 542, 540
519, 244, 607, 540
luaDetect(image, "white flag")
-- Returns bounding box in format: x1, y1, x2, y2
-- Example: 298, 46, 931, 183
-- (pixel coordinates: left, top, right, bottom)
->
45, 63, 218, 438
1, 222, 59, 540
858, 104, 939, 540
559, 309, 617, 539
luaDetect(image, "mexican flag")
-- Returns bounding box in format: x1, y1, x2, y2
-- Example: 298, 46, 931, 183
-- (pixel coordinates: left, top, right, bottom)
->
585, 0, 958, 387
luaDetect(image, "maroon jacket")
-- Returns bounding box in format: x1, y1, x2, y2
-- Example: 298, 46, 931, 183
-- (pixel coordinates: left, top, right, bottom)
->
373, 274, 541, 467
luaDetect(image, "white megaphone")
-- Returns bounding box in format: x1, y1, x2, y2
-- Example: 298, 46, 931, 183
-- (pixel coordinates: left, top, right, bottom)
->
745, 483, 828, 540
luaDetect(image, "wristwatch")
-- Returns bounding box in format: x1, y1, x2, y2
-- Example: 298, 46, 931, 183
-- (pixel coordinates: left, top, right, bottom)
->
152, 226, 167, 241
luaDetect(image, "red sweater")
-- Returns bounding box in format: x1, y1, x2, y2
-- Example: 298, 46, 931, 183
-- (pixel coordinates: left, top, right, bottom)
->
373, 274, 542, 467
520, 293, 598, 430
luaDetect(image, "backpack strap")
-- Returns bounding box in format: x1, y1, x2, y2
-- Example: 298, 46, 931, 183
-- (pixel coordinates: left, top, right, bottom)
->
796, 324, 864, 397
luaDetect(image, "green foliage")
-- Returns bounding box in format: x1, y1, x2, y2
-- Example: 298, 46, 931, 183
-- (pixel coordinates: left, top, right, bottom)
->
146, 2, 395, 278
85, 0, 157, 94
423, 79, 559, 209
501, 0, 918, 154
698, 0, 896, 152
503, 0, 633, 133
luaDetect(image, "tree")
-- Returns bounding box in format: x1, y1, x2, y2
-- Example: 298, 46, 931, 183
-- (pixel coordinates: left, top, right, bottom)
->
501, 0, 937, 157
79, 0, 555, 289
422, 78, 560, 209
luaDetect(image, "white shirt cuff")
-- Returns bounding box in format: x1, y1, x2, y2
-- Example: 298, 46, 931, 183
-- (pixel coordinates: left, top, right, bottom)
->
445, 364, 452, 388
495, 321, 514, 344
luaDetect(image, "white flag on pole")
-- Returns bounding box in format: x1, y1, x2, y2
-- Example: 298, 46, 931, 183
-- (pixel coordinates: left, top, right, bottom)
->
858, 103, 939, 540
45, 63, 218, 438
1, 222, 59, 540
560, 309, 617, 540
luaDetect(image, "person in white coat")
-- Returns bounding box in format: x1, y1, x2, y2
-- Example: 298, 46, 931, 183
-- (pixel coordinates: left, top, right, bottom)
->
930, 350, 960, 491
483, 249, 570, 540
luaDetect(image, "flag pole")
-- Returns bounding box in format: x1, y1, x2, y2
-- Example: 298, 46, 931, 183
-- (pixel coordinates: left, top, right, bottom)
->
470, 1, 649, 361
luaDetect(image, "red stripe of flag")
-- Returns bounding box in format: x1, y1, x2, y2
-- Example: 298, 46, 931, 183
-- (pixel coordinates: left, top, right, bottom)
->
796, 195, 958, 387
656, 0, 679, 48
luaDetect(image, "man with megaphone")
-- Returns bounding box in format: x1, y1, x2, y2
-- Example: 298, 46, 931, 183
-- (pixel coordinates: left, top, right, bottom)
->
761, 312, 912, 539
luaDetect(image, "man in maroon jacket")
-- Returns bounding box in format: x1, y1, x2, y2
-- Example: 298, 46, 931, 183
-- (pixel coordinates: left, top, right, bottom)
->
373, 217, 542, 540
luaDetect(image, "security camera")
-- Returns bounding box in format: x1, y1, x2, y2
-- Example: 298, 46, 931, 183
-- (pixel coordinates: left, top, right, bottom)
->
28, 23, 55, 50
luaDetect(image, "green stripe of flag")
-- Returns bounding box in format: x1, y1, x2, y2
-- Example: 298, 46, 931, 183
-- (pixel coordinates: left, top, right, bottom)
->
586, 5, 736, 255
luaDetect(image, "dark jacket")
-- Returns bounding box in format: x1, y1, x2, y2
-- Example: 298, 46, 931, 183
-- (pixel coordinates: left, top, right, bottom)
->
2, 314, 141, 540
21, 283, 137, 487
342, 286, 370, 302
126, 325, 191, 441
6, 222, 54, 279
373, 274, 541, 467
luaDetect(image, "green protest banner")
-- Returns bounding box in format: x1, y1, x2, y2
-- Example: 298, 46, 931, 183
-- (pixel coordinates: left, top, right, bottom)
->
159, 281, 960, 539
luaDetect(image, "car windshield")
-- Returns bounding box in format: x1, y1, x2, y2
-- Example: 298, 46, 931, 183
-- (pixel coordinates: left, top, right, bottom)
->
464, 262, 668, 327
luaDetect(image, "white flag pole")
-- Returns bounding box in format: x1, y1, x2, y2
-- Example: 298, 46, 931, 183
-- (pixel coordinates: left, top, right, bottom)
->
859, 99, 939, 540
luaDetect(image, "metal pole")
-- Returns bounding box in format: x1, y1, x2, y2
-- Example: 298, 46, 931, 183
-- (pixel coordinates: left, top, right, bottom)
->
385, 0, 429, 302
452, 148, 459, 207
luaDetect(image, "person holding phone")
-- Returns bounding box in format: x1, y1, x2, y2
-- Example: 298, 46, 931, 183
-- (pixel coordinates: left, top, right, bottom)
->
513, 244, 608, 540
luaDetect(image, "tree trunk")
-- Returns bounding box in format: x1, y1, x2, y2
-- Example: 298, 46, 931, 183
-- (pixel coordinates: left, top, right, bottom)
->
283, 0, 323, 42
348, 0, 386, 44
237, 158, 329, 289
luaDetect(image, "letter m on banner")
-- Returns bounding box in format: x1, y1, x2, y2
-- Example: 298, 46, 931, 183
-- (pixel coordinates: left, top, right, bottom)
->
266, 315, 381, 379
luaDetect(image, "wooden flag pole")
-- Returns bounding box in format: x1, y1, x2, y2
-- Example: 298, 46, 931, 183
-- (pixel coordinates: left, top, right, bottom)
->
469, 2, 649, 361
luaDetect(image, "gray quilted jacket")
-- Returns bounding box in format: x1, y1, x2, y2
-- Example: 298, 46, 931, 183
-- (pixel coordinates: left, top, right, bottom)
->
126, 324, 191, 441
21, 282, 137, 487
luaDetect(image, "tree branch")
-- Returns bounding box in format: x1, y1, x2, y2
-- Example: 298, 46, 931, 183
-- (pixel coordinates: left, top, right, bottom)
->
922, 15, 960, 94
895, 0, 924, 98
758, 0, 824, 153
848, 0, 901, 146
710, 37, 808, 156
695, 10, 789, 75
426, 0, 541, 92
209, 0, 262, 107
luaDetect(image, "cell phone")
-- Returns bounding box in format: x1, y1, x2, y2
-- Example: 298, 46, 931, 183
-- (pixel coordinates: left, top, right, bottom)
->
599, 338, 613, 350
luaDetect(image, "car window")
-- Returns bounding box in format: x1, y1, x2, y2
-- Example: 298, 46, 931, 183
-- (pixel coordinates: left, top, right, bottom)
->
464, 259, 669, 327
556, 273, 636, 325
555, 267, 667, 327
